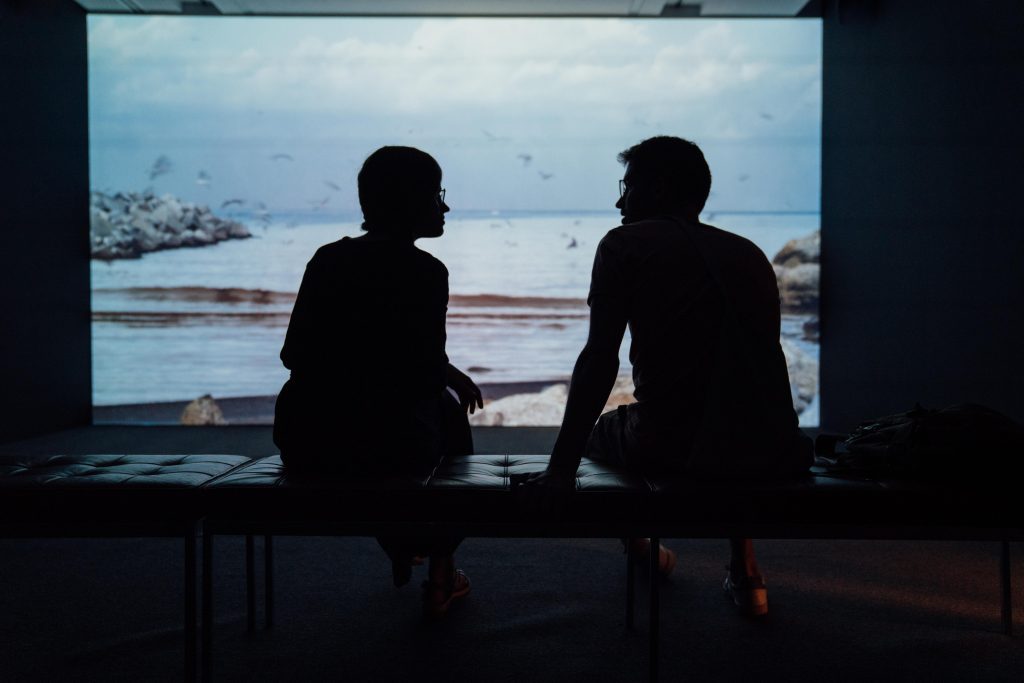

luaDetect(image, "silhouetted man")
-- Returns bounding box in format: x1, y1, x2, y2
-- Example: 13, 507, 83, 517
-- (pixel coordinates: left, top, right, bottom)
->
274, 145, 482, 618
523, 136, 812, 617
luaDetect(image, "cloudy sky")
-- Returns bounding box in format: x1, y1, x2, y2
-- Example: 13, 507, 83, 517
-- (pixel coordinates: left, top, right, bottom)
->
88, 16, 821, 215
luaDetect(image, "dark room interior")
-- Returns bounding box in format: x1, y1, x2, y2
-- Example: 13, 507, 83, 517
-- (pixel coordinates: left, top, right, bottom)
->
1, 0, 1022, 681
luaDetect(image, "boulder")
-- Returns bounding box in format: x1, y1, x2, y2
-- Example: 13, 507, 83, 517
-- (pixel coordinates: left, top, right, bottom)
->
180, 394, 227, 426
90, 208, 114, 237
775, 262, 819, 314
773, 230, 820, 267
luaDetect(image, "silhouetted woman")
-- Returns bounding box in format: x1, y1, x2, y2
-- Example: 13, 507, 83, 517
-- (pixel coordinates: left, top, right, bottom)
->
273, 146, 482, 618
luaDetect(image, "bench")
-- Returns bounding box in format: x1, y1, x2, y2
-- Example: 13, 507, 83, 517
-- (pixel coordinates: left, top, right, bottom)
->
1, 452, 1019, 682
203, 454, 1021, 682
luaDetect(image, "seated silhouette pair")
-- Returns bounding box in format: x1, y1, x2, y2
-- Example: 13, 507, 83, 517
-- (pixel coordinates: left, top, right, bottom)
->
273, 137, 812, 619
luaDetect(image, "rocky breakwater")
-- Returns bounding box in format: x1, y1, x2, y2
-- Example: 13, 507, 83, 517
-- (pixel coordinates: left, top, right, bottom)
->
90, 190, 251, 260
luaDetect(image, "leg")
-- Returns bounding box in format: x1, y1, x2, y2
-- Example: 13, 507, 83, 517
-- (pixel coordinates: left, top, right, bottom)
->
185, 525, 197, 683
265, 534, 274, 629
726, 538, 768, 617
246, 535, 255, 632
626, 540, 636, 629
423, 551, 471, 618
1001, 539, 1013, 636
729, 538, 761, 578
201, 529, 213, 681
649, 536, 661, 683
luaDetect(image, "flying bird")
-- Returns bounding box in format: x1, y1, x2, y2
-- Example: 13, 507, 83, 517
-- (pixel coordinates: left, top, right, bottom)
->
516, 153, 532, 166
148, 155, 172, 180
196, 171, 211, 187
481, 129, 509, 142
220, 198, 245, 209
270, 153, 294, 162
253, 202, 271, 223
538, 171, 554, 181
567, 238, 578, 249
759, 112, 774, 121
324, 180, 341, 192
738, 174, 750, 182
308, 197, 330, 210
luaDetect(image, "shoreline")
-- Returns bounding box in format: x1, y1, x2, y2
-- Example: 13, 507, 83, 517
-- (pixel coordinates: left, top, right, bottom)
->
92, 379, 572, 425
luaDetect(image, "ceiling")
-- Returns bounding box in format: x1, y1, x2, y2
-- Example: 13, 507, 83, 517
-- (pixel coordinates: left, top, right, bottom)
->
74, 0, 818, 18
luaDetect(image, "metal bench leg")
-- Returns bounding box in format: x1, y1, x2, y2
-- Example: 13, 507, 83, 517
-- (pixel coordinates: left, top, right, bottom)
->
1001, 540, 1013, 636
246, 535, 256, 632
626, 539, 636, 630
185, 524, 198, 683
265, 534, 274, 629
202, 530, 213, 681
649, 536, 660, 683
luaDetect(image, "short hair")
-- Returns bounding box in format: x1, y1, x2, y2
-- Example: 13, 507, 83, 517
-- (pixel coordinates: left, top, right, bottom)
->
617, 136, 712, 212
357, 146, 442, 228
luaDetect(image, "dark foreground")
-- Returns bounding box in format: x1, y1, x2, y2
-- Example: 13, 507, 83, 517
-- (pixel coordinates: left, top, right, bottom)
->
0, 426, 1021, 681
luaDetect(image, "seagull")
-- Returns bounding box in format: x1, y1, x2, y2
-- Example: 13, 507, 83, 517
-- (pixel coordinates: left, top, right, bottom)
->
567, 238, 578, 249
196, 171, 211, 187
270, 153, 293, 162
538, 171, 554, 181
308, 197, 330, 210
148, 155, 172, 180
759, 112, 774, 121
482, 129, 509, 142
516, 153, 532, 166
324, 180, 341, 192
738, 174, 750, 182
253, 203, 271, 222
220, 198, 245, 209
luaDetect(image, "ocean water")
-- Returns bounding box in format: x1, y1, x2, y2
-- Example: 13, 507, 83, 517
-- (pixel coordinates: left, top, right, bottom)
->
91, 210, 820, 423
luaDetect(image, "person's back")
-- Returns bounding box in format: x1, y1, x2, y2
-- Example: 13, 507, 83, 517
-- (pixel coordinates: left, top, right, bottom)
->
595, 218, 779, 404
274, 235, 450, 473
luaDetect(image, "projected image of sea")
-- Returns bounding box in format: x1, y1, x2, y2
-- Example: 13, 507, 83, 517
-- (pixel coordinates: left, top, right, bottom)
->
88, 16, 822, 426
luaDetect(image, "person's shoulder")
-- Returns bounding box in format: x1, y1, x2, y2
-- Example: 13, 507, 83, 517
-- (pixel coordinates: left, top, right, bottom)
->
412, 245, 449, 277
308, 236, 353, 265
700, 223, 769, 263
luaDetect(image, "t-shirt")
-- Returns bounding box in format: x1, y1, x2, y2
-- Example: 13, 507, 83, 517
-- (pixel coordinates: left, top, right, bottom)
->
273, 236, 449, 469
588, 217, 786, 413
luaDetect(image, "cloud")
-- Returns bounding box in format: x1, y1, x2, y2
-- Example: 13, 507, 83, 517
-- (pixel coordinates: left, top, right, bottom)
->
88, 17, 820, 136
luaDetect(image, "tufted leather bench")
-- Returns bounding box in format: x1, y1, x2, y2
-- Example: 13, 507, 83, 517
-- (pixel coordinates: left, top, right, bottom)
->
202, 454, 1020, 683
0, 453, 253, 682
2, 452, 1018, 683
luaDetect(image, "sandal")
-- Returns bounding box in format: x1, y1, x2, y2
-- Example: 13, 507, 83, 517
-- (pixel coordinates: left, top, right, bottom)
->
723, 568, 768, 617
422, 569, 471, 619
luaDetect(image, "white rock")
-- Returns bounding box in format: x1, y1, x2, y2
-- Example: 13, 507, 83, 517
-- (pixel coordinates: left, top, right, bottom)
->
469, 384, 568, 427
181, 394, 227, 426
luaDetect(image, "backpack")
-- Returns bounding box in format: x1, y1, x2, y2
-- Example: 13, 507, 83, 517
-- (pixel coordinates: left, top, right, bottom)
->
816, 403, 1024, 480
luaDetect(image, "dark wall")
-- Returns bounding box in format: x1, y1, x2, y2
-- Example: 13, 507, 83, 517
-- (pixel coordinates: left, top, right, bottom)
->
820, 0, 1024, 431
0, 0, 91, 442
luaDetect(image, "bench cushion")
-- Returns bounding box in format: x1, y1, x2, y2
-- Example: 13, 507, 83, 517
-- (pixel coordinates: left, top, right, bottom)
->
0, 454, 252, 530
424, 454, 650, 532
205, 455, 436, 530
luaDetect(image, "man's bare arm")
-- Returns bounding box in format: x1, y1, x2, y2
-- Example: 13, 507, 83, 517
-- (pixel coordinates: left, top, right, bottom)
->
547, 294, 629, 477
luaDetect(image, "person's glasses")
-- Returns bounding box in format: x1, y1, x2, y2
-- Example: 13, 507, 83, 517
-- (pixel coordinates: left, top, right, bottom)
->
618, 179, 628, 198
437, 188, 446, 204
